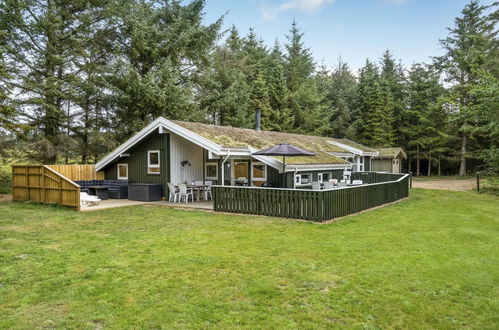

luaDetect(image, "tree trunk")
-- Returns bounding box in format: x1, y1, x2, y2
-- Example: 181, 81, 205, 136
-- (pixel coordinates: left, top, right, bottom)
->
427, 150, 432, 177
459, 134, 467, 176
416, 145, 420, 176
438, 156, 441, 176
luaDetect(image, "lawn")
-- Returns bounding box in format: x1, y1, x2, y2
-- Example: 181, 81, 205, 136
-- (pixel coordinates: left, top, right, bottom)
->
1, 189, 498, 329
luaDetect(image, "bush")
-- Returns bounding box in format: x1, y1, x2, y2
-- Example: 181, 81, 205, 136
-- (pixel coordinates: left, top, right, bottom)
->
0, 165, 12, 194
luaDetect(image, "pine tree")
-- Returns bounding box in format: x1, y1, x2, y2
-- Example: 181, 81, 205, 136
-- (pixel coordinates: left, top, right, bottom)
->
284, 21, 321, 132
263, 41, 293, 131
71, 20, 116, 164
401, 64, 446, 175
434, 0, 497, 175
321, 58, 357, 138
0, 0, 106, 163
355, 59, 395, 147
199, 26, 252, 127
109, 0, 222, 139
380, 50, 406, 144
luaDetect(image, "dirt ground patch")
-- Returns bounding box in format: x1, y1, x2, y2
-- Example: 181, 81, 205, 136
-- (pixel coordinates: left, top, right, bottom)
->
0, 194, 12, 202
413, 179, 476, 191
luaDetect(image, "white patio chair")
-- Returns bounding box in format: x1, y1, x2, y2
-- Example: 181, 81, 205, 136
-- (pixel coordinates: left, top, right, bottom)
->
337, 181, 348, 188
80, 192, 101, 207
352, 180, 363, 185
167, 183, 178, 202
311, 182, 322, 190
343, 170, 352, 182
323, 182, 334, 190
178, 183, 194, 203
204, 181, 213, 200
194, 180, 203, 186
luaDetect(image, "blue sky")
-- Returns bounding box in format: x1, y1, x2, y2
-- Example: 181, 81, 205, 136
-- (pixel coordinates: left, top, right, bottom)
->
203, 0, 494, 72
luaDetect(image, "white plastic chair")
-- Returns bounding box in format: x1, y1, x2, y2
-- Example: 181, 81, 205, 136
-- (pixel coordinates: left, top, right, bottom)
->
167, 183, 178, 202
352, 180, 363, 185
194, 180, 203, 186
323, 182, 334, 190
204, 181, 213, 200
178, 183, 193, 203
343, 170, 352, 182
311, 182, 322, 190
80, 192, 101, 207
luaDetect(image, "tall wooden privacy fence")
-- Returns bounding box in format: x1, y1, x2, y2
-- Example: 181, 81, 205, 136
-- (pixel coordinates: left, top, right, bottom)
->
212, 173, 410, 222
47, 164, 104, 181
12, 165, 80, 210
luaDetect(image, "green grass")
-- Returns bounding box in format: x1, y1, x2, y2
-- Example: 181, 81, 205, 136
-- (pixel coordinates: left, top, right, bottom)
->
1, 189, 498, 329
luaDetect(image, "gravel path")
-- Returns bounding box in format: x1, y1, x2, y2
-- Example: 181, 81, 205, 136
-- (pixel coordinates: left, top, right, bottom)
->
412, 179, 476, 191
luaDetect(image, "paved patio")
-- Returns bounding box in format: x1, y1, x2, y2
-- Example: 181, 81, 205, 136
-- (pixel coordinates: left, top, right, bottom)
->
80, 199, 213, 212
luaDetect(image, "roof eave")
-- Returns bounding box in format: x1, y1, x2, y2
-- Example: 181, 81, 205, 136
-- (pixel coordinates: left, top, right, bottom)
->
96, 117, 223, 171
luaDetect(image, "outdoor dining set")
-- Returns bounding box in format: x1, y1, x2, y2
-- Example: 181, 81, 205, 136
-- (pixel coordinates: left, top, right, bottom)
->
167, 181, 213, 203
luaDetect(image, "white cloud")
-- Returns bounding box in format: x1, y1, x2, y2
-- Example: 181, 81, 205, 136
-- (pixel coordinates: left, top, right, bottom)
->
261, 0, 334, 20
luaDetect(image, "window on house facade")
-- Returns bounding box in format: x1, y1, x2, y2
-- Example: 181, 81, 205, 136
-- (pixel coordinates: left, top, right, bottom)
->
251, 162, 266, 186
117, 163, 128, 180
295, 173, 311, 186
205, 162, 218, 180
148, 150, 160, 174
318, 172, 330, 182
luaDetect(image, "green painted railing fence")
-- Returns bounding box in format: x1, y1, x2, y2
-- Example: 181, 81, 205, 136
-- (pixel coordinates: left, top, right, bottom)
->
212, 172, 410, 222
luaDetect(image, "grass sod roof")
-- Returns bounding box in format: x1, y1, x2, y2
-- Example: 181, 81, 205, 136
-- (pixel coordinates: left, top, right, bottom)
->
376, 147, 407, 159
173, 121, 350, 165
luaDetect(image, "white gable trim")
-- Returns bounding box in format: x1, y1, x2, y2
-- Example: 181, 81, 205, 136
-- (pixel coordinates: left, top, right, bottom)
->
284, 163, 352, 172
328, 141, 378, 157
95, 117, 222, 171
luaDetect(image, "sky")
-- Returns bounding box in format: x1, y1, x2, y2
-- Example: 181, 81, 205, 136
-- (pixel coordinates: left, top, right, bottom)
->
203, 0, 495, 72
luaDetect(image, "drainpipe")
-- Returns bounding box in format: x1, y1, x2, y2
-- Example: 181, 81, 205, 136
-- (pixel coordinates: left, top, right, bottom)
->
221, 152, 231, 186
293, 168, 298, 189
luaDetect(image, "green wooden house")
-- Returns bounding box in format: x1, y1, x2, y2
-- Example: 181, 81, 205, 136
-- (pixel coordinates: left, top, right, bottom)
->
95, 117, 378, 196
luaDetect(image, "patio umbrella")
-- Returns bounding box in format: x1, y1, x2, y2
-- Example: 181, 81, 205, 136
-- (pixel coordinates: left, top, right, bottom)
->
252, 143, 316, 173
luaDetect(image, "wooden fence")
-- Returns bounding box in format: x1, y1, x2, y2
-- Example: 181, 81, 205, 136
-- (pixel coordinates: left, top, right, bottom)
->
351, 171, 406, 184
12, 165, 80, 210
212, 173, 410, 222
46, 164, 104, 181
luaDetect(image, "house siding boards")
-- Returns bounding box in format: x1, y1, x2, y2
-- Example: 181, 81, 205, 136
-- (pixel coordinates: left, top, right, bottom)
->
372, 159, 392, 172
169, 133, 204, 184
103, 131, 169, 196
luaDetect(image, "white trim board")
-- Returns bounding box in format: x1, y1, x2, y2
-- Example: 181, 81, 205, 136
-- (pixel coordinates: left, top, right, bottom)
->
327, 141, 378, 157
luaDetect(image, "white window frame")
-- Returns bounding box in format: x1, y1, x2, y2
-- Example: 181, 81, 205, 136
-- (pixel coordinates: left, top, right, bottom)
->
318, 172, 331, 183
205, 162, 218, 180
251, 162, 267, 182
117, 163, 128, 180
147, 150, 160, 174
295, 173, 311, 186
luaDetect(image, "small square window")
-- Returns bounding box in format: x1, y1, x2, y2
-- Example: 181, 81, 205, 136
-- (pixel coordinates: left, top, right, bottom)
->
295, 173, 311, 185
318, 172, 330, 182
117, 163, 128, 180
148, 150, 160, 174
205, 162, 218, 180
252, 163, 266, 180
